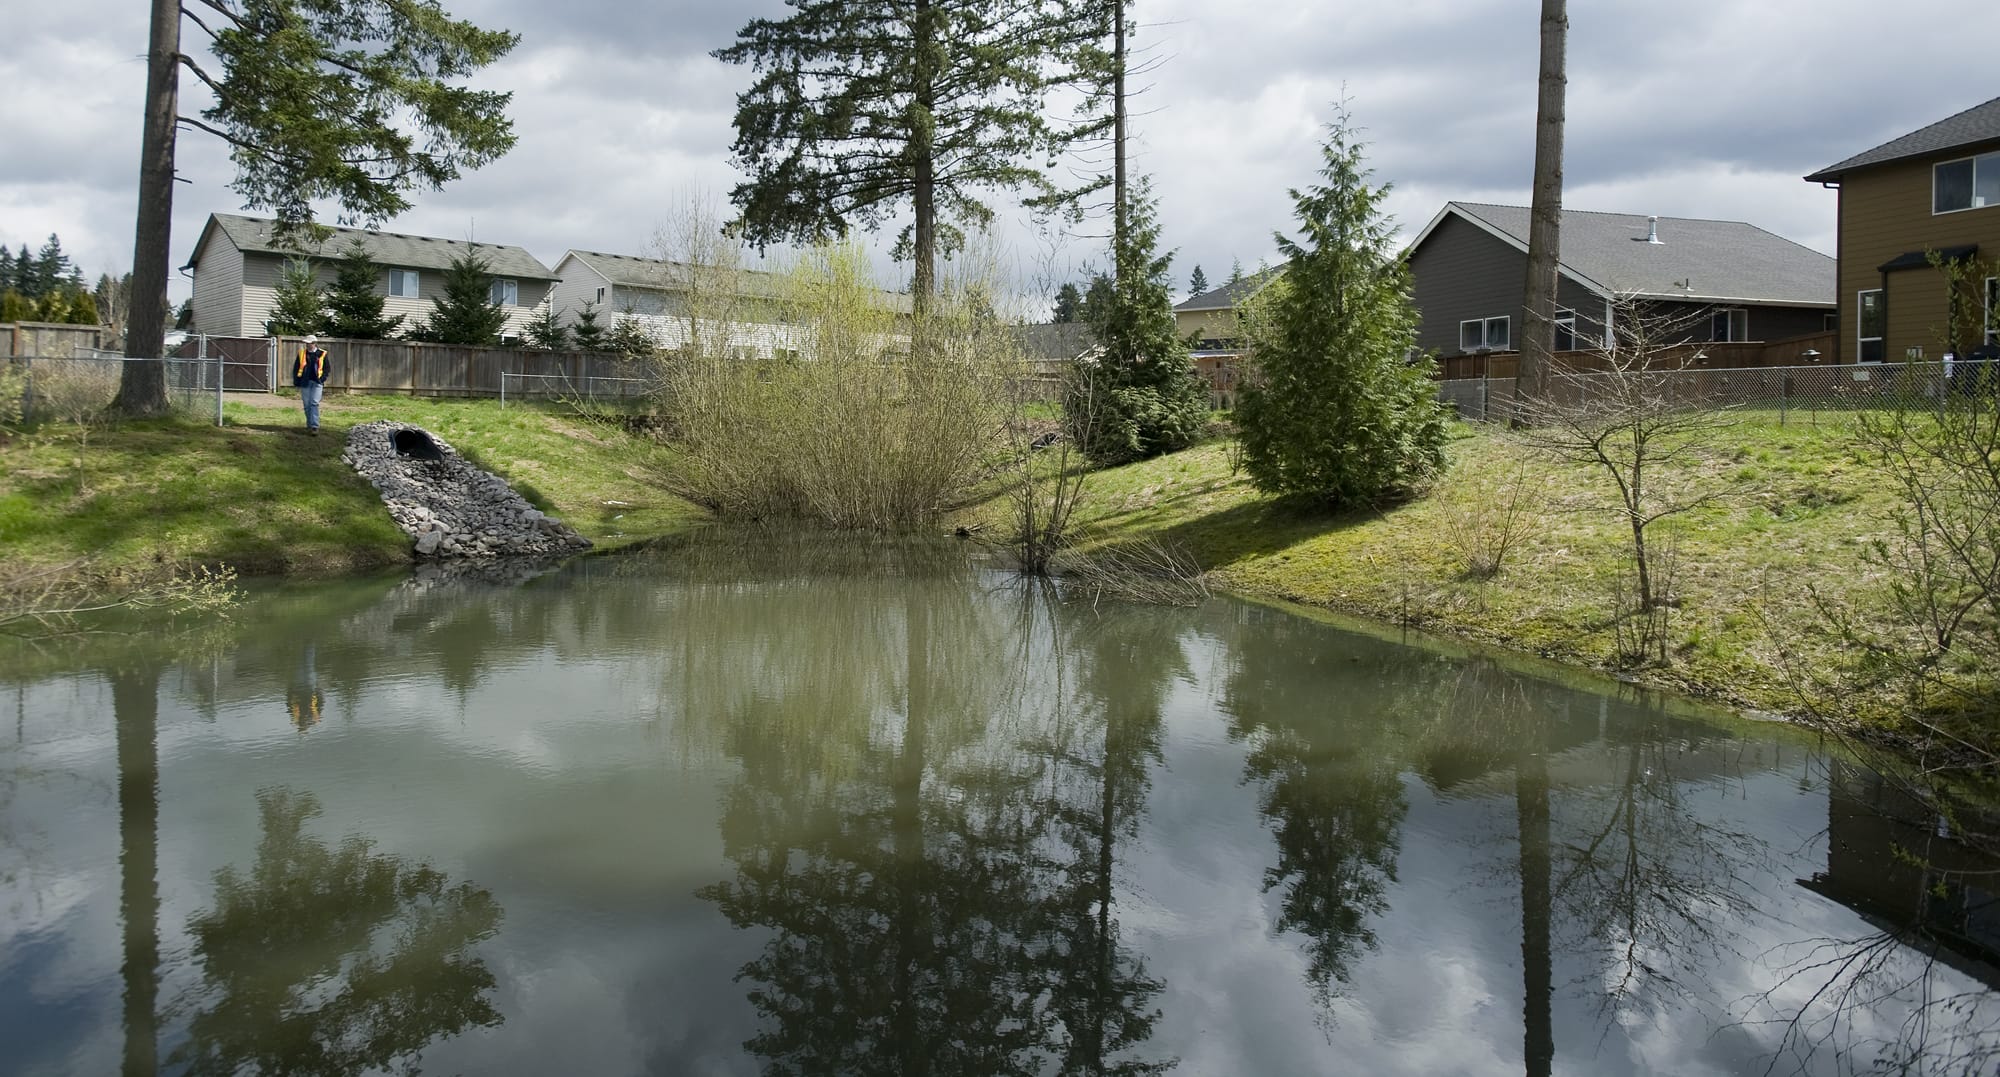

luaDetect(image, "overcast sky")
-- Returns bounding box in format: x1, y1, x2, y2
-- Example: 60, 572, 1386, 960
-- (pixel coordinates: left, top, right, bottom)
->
2, 0, 1988, 308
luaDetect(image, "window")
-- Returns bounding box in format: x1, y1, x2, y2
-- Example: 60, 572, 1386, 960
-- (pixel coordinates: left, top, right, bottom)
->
1858, 289, 1885, 363
596, 286, 607, 303
1934, 151, 2000, 214
389, 269, 419, 298
1459, 315, 1509, 352
489, 278, 518, 306
1710, 308, 1749, 342
1553, 308, 1594, 351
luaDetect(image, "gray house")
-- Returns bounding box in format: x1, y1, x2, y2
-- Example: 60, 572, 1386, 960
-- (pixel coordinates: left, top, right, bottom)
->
184, 213, 559, 338
1405, 203, 1835, 358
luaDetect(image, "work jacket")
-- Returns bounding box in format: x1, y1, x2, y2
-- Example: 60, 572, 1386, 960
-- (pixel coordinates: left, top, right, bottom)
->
294, 346, 329, 387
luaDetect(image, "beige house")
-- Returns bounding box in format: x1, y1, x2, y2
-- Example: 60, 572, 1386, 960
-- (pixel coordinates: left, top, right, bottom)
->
184, 213, 558, 339
1171, 271, 1280, 408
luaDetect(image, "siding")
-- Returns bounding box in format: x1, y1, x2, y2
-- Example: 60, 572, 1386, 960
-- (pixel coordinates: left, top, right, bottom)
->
190, 231, 248, 335
1408, 216, 1608, 355
1833, 154, 2000, 362
238, 252, 550, 339
548, 256, 612, 328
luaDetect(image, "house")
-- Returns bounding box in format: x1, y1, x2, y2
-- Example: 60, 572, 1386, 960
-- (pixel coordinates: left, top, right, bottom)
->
1804, 95, 2000, 364
184, 213, 558, 339
548, 250, 913, 359
1405, 203, 1835, 361
1171, 270, 1280, 407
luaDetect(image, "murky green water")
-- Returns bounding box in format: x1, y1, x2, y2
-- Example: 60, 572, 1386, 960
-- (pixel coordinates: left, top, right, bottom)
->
2, 540, 1995, 1076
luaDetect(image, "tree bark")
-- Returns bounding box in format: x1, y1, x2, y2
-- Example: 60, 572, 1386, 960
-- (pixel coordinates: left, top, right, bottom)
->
1111, 1, 1127, 280
909, 0, 937, 319
1516, 0, 1566, 410
115, 667, 161, 1077
115, 0, 180, 416
1516, 748, 1554, 1077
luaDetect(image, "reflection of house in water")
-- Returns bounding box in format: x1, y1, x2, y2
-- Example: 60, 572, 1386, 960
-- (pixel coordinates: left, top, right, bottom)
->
1800, 758, 2000, 988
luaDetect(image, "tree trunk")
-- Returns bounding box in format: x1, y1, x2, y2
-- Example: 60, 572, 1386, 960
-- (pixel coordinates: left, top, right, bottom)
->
1111, 1, 1127, 280
1516, 0, 1566, 410
1516, 748, 1554, 1077
909, 0, 937, 320
115, 0, 179, 416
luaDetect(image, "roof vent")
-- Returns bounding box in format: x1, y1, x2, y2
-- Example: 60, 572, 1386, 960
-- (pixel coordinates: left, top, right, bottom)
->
1644, 216, 1662, 244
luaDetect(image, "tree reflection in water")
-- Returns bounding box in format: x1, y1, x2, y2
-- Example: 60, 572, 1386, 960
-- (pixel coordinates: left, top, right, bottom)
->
169, 788, 504, 1076
699, 564, 1176, 1075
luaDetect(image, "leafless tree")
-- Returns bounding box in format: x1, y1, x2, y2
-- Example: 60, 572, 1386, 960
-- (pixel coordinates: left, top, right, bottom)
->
1516, 0, 1567, 406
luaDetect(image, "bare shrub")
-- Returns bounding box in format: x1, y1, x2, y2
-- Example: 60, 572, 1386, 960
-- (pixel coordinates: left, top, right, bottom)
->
1054, 535, 1209, 608
1432, 453, 1544, 580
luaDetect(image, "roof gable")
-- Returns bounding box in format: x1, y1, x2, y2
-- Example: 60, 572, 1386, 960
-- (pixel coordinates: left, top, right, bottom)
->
1172, 267, 1282, 313
1410, 202, 1833, 307
560, 250, 914, 313
190, 213, 557, 281
1805, 96, 2000, 182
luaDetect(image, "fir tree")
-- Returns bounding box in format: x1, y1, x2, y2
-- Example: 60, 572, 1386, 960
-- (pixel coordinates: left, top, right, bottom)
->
266, 257, 326, 335
1234, 117, 1446, 506
1052, 282, 1082, 324
569, 300, 607, 351
1188, 264, 1208, 297
32, 234, 73, 299
1064, 183, 1211, 464
0, 247, 14, 293
0, 291, 32, 323
411, 248, 506, 345
713, 0, 1093, 311
1226, 258, 1244, 288
522, 303, 568, 350
323, 242, 403, 339
13, 246, 32, 295
607, 312, 658, 361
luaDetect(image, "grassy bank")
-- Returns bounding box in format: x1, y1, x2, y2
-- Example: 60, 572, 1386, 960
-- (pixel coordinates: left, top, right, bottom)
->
962, 411, 1914, 725
0, 392, 706, 581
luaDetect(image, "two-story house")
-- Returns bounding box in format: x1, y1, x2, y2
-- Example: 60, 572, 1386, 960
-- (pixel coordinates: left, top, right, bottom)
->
1171, 270, 1280, 406
1804, 95, 2000, 364
184, 213, 558, 339
1405, 203, 1835, 362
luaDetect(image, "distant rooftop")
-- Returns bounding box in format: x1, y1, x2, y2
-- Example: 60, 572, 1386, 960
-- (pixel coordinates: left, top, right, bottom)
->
1173, 268, 1282, 313
1415, 203, 1834, 307
189, 213, 557, 280
558, 250, 913, 314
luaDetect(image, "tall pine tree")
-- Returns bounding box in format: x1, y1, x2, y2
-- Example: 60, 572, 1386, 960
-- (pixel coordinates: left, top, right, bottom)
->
1235, 115, 1446, 506
266, 257, 326, 335
118, 0, 519, 414
1188, 264, 1208, 297
323, 242, 403, 339
714, 0, 1094, 314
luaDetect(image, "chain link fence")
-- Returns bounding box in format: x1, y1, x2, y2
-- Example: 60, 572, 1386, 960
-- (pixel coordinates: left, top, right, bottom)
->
498, 370, 653, 411
3, 354, 241, 427
1441, 361, 1982, 425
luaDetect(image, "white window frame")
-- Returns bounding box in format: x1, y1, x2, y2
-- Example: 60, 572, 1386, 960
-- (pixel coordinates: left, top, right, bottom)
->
596, 286, 607, 303
490, 278, 518, 307
1934, 150, 2000, 215
1858, 288, 1885, 363
1459, 315, 1510, 353
389, 269, 420, 298
1710, 308, 1749, 342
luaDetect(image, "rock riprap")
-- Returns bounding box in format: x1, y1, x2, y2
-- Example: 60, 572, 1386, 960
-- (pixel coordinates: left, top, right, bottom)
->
342, 421, 592, 560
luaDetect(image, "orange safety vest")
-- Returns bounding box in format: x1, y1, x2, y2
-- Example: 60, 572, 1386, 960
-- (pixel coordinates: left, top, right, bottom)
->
296, 346, 327, 381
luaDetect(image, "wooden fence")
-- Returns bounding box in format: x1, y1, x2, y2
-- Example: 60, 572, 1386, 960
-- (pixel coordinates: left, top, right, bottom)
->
4, 321, 106, 358
1434, 331, 1837, 381
203, 335, 652, 398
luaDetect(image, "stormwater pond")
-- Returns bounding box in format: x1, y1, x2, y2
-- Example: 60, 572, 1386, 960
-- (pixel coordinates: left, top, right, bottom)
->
2, 539, 1995, 1076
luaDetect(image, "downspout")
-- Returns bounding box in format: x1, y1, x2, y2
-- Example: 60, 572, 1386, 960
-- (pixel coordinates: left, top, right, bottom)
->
1603, 296, 1615, 358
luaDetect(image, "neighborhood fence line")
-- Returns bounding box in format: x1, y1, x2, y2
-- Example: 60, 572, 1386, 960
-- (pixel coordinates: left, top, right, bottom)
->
1441, 360, 1983, 425
499, 371, 652, 410
191, 335, 652, 399
6, 352, 241, 427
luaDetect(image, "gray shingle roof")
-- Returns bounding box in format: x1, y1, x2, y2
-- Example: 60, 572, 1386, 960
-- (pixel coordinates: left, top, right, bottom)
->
1445, 203, 1834, 306
1172, 267, 1282, 312
193, 213, 557, 280
1805, 96, 2000, 182
561, 250, 914, 313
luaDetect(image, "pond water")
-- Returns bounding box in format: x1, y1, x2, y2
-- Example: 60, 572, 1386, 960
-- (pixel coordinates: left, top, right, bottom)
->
2, 540, 1995, 1076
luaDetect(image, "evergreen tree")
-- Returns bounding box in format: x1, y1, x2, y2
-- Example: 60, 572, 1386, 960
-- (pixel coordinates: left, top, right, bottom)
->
569, 300, 607, 351
411, 248, 506, 345
1226, 258, 1244, 288
607, 312, 658, 361
0, 291, 31, 323
0, 247, 14, 293
322, 241, 403, 339
1051, 282, 1082, 324
522, 303, 569, 350
13, 245, 32, 295
714, 0, 1093, 312
1189, 264, 1208, 297
119, 0, 520, 414
1063, 183, 1211, 464
34, 289, 74, 323
32, 234, 73, 298
1077, 273, 1114, 325
1234, 118, 1446, 506
265, 257, 326, 335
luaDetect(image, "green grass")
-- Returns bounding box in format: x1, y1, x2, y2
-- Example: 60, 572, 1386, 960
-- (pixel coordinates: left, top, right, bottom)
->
0, 393, 707, 579
958, 412, 1910, 721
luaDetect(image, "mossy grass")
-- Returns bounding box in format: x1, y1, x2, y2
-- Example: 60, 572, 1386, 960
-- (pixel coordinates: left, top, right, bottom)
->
0, 393, 706, 580
957, 411, 1912, 723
